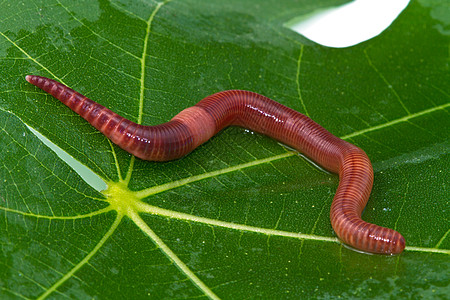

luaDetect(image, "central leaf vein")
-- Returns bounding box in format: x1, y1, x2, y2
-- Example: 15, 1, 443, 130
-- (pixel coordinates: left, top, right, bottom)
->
124, 0, 171, 184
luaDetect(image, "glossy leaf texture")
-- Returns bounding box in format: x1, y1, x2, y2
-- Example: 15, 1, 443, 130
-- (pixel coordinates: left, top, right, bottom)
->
0, 0, 449, 299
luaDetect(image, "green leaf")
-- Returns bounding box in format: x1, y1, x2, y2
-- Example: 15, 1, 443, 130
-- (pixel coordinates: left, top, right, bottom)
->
1, 0, 449, 298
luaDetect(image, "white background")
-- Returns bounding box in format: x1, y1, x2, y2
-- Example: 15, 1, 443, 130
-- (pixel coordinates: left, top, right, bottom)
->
291, 0, 410, 48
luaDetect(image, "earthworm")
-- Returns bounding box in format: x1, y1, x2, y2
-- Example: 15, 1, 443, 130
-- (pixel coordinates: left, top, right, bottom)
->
25, 75, 405, 254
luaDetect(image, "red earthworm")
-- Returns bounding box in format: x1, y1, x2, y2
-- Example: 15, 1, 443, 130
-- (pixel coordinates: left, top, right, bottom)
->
25, 75, 405, 254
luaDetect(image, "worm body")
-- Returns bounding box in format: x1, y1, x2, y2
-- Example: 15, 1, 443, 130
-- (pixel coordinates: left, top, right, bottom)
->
26, 75, 405, 254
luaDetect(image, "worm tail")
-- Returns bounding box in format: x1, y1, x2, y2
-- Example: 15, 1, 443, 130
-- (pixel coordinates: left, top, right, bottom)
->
331, 149, 405, 254
25, 75, 188, 161
25, 75, 130, 141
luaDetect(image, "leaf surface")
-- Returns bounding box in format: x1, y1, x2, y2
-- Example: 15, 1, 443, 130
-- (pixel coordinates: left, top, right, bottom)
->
0, 0, 448, 298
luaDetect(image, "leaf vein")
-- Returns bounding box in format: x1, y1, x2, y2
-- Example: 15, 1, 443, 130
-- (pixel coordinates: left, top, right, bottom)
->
364, 48, 410, 115
296, 44, 309, 116
55, 0, 141, 60
129, 209, 220, 300
36, 213, 123, 300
